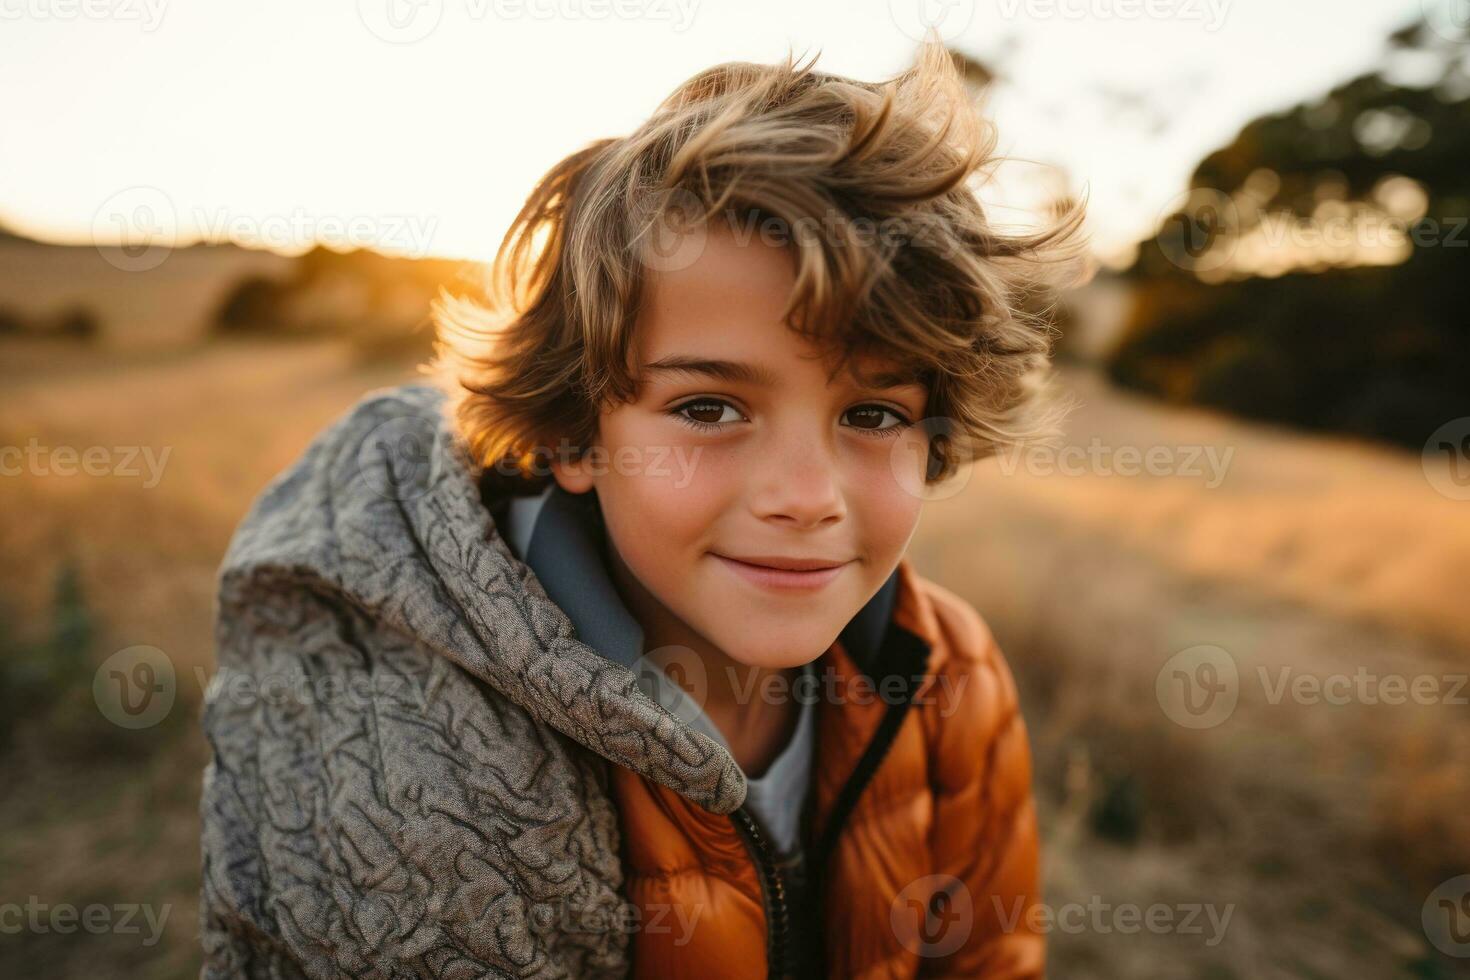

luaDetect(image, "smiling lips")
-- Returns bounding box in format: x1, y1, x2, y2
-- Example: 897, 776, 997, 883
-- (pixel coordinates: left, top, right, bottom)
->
711, 552, 853, 590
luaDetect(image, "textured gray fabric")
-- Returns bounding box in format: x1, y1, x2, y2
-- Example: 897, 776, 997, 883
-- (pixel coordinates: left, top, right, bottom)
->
198, 383, 746, 980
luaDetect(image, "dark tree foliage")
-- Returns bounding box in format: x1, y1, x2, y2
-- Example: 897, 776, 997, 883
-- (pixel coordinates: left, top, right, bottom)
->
1111, 17, 1469, 449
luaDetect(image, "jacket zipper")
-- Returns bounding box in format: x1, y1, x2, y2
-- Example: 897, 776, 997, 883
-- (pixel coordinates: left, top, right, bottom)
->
729, 628, 931, 977
804, 671, 926, 975
730, 805, 792, 979
729, 691, 921, 980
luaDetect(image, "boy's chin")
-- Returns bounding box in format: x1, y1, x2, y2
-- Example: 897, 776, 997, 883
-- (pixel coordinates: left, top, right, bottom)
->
706, 623, 841, 671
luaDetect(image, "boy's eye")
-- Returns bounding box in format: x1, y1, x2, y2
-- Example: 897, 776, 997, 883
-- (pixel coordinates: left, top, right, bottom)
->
668, 399, 911, 437
843, 404, 911, 436
671, 398, 744, 431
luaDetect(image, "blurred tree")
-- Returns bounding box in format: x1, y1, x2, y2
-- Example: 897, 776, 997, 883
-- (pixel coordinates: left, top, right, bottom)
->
1111, 15, 1470, 449
213, 245, 479, 363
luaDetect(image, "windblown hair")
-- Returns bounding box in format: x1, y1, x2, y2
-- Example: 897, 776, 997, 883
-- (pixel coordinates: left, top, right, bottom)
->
428, 40, 1088, 489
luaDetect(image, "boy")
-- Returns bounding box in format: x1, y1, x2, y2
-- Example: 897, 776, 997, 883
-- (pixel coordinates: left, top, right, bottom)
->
200, 40, 1083, 979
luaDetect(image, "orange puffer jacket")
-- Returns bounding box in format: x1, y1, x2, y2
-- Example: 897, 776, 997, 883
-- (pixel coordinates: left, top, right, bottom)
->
612, 558, 1044, 979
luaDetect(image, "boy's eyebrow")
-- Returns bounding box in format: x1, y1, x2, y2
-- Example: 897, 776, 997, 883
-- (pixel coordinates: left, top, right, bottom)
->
851, 367, 929, 391
640, 355, 781, 387
641, 355, 926, 391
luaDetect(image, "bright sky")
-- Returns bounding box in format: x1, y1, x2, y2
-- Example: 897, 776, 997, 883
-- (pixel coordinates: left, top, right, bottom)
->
0, 0, 1426, 265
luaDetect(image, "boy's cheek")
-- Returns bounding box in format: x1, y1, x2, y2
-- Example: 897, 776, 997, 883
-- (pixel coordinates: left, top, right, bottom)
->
609, 441, 740, 524
849, 454, 927, 553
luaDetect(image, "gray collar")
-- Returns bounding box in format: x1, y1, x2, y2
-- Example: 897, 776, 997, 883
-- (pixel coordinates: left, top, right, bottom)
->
497, 482, 900, 676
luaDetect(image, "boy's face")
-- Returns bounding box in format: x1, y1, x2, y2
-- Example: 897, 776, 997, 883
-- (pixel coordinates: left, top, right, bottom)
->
552, 222, 932, 670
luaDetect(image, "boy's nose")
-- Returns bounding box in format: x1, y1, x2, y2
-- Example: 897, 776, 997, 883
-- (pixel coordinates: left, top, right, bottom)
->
748, 432, 847, 530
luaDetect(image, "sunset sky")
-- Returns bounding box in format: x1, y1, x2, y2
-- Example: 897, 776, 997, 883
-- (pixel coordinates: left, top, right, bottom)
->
0, 0, 1431, 265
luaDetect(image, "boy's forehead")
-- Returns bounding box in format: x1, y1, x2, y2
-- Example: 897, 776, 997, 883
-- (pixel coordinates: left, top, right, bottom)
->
637, 222, 797, 326
631, 332, 926, 393
631, 224, 926, 392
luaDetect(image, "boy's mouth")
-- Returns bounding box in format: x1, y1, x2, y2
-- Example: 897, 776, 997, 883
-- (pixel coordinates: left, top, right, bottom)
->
710, 552, 853, 590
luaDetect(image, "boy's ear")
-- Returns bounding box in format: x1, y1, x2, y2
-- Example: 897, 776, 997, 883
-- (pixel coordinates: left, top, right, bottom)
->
550, 459, 594, 495
549, 439, 596, 495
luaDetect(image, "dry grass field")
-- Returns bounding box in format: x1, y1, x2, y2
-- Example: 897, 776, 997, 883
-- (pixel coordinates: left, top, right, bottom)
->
2, 339, 1466, 977
916, 369, 1470, 978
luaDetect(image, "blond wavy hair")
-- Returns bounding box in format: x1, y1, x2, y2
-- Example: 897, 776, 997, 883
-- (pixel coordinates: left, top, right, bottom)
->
427, 40, 1087, 489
